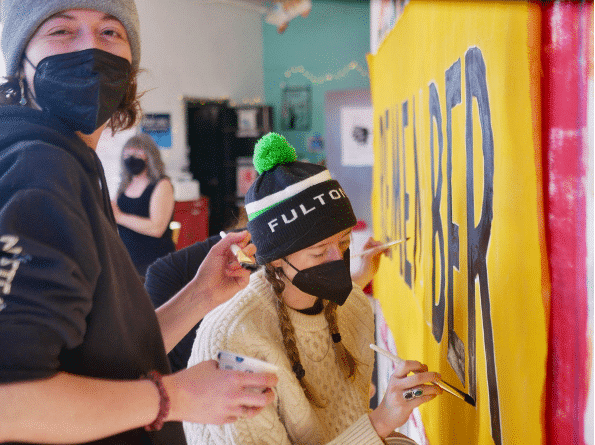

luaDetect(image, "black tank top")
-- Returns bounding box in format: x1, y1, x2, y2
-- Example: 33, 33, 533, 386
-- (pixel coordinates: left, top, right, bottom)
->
117, 178, 176, 277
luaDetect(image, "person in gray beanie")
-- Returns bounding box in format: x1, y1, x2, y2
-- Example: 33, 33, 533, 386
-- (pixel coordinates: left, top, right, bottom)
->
184, 133, 442, 445
0, 0, 144, 137
1, 0, 142, 76
0, 2, 277, 444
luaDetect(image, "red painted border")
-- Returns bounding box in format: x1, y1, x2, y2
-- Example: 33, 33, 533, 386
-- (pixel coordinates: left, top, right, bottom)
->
542, 2, 592, 444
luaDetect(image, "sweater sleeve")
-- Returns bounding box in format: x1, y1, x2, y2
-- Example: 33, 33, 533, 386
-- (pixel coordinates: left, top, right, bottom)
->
0, 186, 100, 382
324, 414, 385, 445
144, 252, 190, 309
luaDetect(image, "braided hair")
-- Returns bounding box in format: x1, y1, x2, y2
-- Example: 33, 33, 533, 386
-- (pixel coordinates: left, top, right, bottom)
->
264, 264, 358, 407
323, 300, 357, 381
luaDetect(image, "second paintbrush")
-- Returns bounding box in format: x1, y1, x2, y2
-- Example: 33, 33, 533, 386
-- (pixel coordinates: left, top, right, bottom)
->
351, 238, 409, 258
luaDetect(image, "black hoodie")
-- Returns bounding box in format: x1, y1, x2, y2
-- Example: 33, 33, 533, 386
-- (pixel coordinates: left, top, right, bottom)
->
0, 106, 185, 444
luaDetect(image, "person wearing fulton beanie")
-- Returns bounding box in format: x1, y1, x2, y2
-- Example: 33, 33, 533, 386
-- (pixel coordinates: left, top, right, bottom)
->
184, 133, 442, 445
245, 132, 357, 264
0, 2, 278, 444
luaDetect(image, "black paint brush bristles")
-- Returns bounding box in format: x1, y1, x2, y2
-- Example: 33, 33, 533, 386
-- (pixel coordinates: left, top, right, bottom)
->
436, 380, 476, 407
240, 260, 260, 271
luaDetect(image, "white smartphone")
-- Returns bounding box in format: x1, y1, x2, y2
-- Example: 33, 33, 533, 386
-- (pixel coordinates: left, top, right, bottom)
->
217, 350, 279, 375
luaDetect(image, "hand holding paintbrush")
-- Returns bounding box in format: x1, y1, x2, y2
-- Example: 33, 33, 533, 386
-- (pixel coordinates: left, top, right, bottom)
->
220, 231, 259, 271
370, 344, 475, 405
366, 343, 443, 438
350, 237, 408, 289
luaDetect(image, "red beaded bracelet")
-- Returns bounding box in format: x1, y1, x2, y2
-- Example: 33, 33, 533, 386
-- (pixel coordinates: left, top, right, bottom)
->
144, 370, 170, 432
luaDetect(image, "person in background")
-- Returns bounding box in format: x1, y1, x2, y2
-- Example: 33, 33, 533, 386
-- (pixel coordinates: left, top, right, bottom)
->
184, 133, 441, 445
146, 233, 222, 372
0, 1, 276, 444
112, 133, 176, 278
145, 208, 248, 372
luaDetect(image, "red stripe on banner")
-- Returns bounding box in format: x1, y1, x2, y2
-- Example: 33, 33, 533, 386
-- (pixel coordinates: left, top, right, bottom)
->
542, 2, 592, 444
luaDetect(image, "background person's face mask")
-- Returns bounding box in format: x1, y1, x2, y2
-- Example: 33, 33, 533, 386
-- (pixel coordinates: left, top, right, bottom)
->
283, 249, 353, 306
124, 156, 146, 175
27, 48, 131, 134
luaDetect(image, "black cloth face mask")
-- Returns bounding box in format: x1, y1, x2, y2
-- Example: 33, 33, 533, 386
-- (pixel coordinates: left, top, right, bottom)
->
124, 157, 146, 175
27, 48, 131, 134
283, 249, 353, 306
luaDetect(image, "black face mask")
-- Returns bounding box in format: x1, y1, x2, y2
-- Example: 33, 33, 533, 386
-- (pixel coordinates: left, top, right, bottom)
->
124, 156, 147, 175
28, 48, 131, 134
284, 249, 353, 306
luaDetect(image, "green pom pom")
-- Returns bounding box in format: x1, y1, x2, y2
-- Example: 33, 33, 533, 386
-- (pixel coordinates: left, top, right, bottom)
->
253, 132, 297, 174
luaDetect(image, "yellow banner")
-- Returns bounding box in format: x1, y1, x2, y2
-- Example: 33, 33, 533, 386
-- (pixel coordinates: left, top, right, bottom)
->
368, 2, 547, 444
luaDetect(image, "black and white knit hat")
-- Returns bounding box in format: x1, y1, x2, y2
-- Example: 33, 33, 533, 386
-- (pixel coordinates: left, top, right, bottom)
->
245, 133, 357, 264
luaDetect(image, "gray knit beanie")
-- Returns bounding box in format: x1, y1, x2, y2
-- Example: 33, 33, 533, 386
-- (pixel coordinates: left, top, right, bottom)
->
1, 0, 141, 76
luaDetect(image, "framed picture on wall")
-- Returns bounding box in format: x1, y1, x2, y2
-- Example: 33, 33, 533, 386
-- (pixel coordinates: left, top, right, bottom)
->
236, 108, 260, 138
281, 85, 311, 130
140, 113, 172, 148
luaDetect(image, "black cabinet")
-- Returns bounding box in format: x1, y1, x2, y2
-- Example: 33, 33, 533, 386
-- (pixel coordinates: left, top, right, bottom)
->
186, 99, 272, 235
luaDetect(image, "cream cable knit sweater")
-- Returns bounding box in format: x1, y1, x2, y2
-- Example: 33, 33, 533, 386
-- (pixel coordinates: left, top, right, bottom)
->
183, 269, 416, 445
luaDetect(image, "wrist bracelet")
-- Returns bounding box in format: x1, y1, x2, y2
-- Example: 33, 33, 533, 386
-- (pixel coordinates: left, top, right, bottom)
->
144, 370, 170, 432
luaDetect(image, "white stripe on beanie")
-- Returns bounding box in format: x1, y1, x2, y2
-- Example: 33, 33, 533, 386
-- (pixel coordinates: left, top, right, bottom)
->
246, 170, 332, 218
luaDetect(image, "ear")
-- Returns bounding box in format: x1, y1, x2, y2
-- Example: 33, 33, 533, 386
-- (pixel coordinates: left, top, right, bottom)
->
270, 258, 284, 268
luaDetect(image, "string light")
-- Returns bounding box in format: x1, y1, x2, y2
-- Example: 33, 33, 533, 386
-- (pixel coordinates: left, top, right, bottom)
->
229, 97, 264, 107
203, 62, 369, 106
283, 61, 368, 85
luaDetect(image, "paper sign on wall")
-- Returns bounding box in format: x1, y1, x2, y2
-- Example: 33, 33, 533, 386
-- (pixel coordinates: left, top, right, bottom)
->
341, 106, 374, 166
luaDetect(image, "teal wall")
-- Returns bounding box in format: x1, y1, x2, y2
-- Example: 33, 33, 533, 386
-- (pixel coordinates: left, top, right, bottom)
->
263, 0, 370, 163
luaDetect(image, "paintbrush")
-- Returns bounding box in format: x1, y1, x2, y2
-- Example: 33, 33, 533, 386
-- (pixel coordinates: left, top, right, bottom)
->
219, 231, 259, 271
350, 238, 410, 258
369, 343, 475, 406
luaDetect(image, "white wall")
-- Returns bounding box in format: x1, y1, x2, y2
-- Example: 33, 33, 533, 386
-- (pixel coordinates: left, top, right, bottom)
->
97, 0, 265, 197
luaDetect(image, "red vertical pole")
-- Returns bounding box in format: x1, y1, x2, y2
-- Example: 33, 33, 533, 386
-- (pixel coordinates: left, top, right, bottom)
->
542, 2, 592, 444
